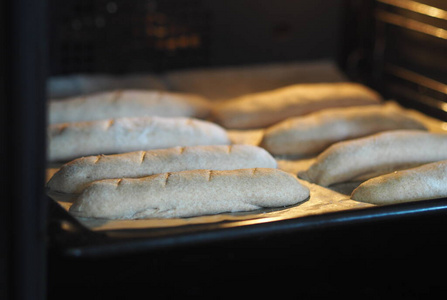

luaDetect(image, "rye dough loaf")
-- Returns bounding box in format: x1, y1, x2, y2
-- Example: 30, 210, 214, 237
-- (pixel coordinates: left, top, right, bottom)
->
351, 160, 447, 205
48, 116, 230, 162
69, 168, 310, 219
211, 82, 382, 129
47, 145, 277, 194
260, 103, 427, 156
49, 89, 211, 124
298, 130, 447, 186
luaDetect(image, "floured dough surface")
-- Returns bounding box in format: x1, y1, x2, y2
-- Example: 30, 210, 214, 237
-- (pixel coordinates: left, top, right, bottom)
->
351, 160, 447, 205
299, 130, 447, 186
49, 89, 211, 123
48, 116, 231, 162
211, 82, 382, 129
261, 103, 427, 156
47, 145, 277, 194
69, 168, 310, 219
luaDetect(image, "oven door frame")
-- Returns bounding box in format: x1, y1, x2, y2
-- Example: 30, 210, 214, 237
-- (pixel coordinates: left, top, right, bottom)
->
1, 0, 48, 299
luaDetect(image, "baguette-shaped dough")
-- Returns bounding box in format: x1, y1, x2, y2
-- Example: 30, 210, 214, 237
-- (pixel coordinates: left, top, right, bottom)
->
298, 130, 447, 186
47, 145, 277, 194
48, 116, 230, 162
351, 160, 447, 205
260, 103, 427, 156
211, 82, 382, 129
69, 168, 310, 219
49, 89, 211, 124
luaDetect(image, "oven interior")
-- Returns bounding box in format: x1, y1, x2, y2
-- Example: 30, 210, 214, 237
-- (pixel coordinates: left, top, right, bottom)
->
3, 0, 447, 299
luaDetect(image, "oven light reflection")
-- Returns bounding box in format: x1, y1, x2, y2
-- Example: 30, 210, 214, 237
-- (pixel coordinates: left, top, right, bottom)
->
378, 0, 447, 20
220, 217, 284, 228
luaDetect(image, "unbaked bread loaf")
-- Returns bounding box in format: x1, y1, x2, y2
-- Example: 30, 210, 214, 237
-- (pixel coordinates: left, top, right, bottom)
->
47, 145, 277, 194
298, 130, 447, 186
69, 168, 310, 219
351, 160, 447, 205
49, 89, 211, 124
48, 116, 231, 162
211, 82, 382, 129
260, 103, 427, 156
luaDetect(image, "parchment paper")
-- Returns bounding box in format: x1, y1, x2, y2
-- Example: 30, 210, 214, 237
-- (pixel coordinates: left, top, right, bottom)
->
46, 102, 447, 231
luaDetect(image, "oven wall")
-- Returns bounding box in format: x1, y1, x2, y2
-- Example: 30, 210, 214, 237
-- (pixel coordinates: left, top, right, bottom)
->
200, 0, 344, 67
48, 0, 344, 75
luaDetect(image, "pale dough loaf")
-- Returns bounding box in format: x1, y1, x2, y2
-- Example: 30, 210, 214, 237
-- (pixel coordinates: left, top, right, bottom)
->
69, 168, 310, 219
351, 160, 447, 205
260, 103, 427, 156
211, 82, 382, 129
49, 89, 211, 124
298, 130, 447, 186
48, 116, 230, 162
47, 145, 277, 194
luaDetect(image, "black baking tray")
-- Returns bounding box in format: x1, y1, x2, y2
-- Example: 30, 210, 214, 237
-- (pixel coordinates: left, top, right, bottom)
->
47, 194, 447, 258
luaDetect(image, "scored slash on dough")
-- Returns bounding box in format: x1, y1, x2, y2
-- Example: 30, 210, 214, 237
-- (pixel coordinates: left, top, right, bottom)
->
164, 172, 171, 187
58, 124, 68, 134
140, 151, 146, 164
116, 178, 123, 187
179, 146, 186, 154
106, 119, 114, 130
94, 155, 102, 164
207, 170, 212, 182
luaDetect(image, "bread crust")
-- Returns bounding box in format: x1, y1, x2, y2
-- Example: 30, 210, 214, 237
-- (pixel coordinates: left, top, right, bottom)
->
48, 116, 231, 162
351, 160, 447, 204
298, 130, 447, 186
69, 168, 310, 219
47, 145, 277, 194
211, 82, 382, 129
261, 103, 427, 156
49, 89, 211, 124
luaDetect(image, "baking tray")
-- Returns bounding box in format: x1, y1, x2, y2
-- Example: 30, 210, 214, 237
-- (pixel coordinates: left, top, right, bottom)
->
48, 194, 447, 258
46, 102, 447, 258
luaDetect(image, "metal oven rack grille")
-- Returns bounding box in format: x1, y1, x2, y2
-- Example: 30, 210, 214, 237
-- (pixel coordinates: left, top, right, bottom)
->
374, 0, 447, 119
341, 0, 447, 120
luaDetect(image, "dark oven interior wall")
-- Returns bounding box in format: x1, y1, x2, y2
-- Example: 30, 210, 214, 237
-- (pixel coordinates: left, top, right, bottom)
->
48, 0, 344, 75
